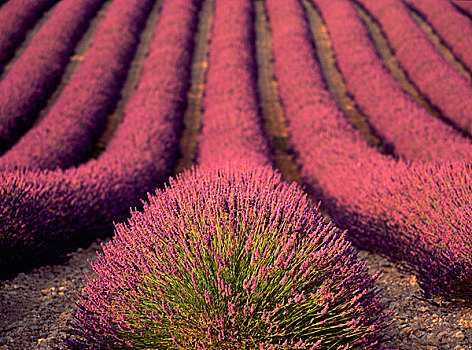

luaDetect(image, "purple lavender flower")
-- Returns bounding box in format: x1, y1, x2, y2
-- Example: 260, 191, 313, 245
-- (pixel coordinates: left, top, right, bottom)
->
69, 166, 388, 349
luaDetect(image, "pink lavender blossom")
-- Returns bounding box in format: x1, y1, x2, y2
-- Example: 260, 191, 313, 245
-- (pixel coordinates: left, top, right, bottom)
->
69, 166, 387, 349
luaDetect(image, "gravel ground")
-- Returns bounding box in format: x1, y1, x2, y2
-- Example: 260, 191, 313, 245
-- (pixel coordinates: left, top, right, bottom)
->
0, 239, 470, 349
0, 239, 104, 350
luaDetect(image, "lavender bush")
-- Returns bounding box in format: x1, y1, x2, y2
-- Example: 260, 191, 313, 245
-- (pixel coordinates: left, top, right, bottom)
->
69, 166, 387, 349
451, 0, 472, 19
197, 0, 271, 169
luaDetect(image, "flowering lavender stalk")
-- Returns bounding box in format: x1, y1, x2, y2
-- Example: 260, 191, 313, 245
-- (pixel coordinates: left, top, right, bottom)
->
69, 166, 387, 349
0, 0, 201, 278
311, 0, 472, 162
196, 0, 271, 168
356, 0, 472, 136
0, 0, 156, 171
0, 0, 57, 71
404, 0, 472, 74
0, 0, 104, 153
265, 0, 472, 301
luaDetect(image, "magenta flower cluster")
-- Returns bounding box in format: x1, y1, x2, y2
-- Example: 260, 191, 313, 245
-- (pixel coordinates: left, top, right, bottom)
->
0, 0, 201, 278
0, 0, 57, 71
0, 0, 155, 171
70, 166, 387, 349
311, 0, 472, 162
0, 0, 104, 153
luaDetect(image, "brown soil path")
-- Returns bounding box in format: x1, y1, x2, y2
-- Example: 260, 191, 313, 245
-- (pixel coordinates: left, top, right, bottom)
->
302, 0, 387, 153
354, 3, 443, 121
91, 0, 164, 158
407, 6, 472, 82
254, 0, 301, 183
30, 0, 113, 131
0, 3, 59, 81
174, 0, 214, 174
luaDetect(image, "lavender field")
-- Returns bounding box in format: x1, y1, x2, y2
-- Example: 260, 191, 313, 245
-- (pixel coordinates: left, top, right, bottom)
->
0, 0, 471, 348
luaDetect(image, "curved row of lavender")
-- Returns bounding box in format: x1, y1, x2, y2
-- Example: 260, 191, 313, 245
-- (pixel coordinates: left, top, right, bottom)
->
265, 0, 472, 301
0, 0, 156, 171
69, 0, 388, 347
404, 0, 472, 74
196, 0, 271, 168
0, 0, 104, 154
355, 0, 472, 137
0, 0, 200, 279
0, 0, 57, 71
311, 0, 472, 162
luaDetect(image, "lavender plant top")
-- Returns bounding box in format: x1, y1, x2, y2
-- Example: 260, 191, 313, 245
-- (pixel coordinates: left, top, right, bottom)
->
69, 166, 388, 349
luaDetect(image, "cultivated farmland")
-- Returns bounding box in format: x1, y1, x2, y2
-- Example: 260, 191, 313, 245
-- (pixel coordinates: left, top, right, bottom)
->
0, 0, 471, 348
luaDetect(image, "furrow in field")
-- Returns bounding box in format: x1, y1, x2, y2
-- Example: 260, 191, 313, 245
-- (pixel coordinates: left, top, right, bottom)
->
0, 0, 105, 154
405, 1, 472, 82
0, 0, 202, 278
354, 3, 443, 121
0, 0, 58, 75
254, 0, 301, 183
29, 0, 113, 131
91, 0, 164, 159
301, 0, 386, 154
0, 0, 157, 171
310, 0, 472, 162
174, 0, 213, 174
356, 0, 472, 136
266, 0, 472, 302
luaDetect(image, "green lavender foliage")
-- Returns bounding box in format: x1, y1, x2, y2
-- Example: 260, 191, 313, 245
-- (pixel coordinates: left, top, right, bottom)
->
69, 166, 388, 349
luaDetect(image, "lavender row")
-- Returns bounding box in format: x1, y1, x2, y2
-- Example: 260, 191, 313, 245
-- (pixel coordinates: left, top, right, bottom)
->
196, 0, 271, 169
265, 0, 472, 300
355, 0, 472, 136
311, 0, 472, 162
404, 0, 472, 74
0, 0, 57, 71
0, 0, 156, 171
452, 0, 472, 17
0, 0, 201, 278
0, 0, 104, 154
